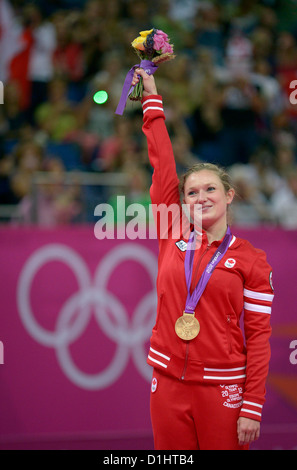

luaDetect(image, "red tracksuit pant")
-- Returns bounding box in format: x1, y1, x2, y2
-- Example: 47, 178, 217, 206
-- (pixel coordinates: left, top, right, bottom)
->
150, 369, 249, 450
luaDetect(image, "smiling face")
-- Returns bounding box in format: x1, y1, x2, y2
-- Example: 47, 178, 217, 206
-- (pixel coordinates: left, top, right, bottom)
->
183, 169, 235, 230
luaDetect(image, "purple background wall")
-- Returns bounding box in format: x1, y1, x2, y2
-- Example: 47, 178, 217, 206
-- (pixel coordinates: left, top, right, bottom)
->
0, 226, 296, 450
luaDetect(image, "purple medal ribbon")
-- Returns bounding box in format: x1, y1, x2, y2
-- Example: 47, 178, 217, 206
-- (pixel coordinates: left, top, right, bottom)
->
184, 226, 232, 314
115, 59, 158, 116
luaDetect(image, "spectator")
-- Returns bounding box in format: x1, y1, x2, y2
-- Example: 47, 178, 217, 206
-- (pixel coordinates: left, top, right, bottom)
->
249, 147, 284, 201
271, 167, 297, 229
187, 75, 223, 163
275, 31, 297, 122
251, 58, 284, 117
13, 156, 83, 225
219, 75, 265, 166
229, 0, 259, 36
225, 27, 253, 76
250, 26, 274, 67
34, 78, 78, 142
82, 0, 109, 80
24, 4, 57, 121
195, 3, 226, 67
0, 152, 18, 205
229, 163, 273, 226
52, 11, 85, 85
274, 142, 297, 178
168, 0, 199, 29
10, 141, 43, 202
0, 81, 26, 140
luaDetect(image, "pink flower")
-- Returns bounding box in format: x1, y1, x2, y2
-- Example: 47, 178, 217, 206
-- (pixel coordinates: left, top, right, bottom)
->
153, 30, 171, 51
156, 30, 169, 41
153, 34, 167, 51
153, 30, 173, 53
161, 42, 173, 54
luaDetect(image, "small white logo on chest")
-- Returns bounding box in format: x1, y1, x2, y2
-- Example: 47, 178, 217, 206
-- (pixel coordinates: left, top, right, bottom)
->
224, 258, 236, 268
175, 240, 187, 252
151, 377, 158, 393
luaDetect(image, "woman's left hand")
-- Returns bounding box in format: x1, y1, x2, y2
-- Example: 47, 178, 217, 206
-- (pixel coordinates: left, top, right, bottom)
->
237, 417, 260, 446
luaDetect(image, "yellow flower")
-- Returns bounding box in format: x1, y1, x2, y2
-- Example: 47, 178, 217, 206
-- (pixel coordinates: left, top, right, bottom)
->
139, 29, 153, 37
131, 36, 146, 51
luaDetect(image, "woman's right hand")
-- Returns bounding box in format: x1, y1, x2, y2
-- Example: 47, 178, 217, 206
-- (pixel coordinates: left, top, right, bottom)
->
131, 68, 158, 97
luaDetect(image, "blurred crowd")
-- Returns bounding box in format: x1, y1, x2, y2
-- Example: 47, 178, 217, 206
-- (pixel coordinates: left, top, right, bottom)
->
0, 0, 297, 228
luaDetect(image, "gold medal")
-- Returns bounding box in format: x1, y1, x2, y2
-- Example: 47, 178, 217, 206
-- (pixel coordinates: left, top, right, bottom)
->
175, 312, 200, 340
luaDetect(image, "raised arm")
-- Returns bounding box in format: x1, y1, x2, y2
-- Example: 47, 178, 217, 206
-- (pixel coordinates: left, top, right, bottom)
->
132, 69, 180, 208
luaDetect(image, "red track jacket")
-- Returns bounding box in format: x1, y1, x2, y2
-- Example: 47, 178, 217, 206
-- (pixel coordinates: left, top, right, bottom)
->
142, 95, 274, 422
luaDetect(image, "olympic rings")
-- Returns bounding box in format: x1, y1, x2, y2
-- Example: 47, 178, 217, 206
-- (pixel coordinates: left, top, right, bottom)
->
17, 243, 157, 390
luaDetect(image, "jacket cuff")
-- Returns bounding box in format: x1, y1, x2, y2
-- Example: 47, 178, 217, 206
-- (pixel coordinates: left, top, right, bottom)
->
239, 398, 264, 422
141, 95, 164, 116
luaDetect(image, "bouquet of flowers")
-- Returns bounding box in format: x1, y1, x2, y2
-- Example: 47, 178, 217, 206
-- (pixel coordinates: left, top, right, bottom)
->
115, 28, 175, 115
129, 28, 175, 100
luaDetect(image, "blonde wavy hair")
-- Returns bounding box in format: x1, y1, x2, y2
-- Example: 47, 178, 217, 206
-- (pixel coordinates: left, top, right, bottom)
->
179, 162, 234, 197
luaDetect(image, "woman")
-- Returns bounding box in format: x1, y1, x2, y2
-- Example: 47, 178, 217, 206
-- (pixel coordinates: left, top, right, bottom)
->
131, 69, 274, 450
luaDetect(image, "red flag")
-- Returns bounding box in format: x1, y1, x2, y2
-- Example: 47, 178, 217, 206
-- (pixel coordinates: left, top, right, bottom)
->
10, 28, 34, 109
